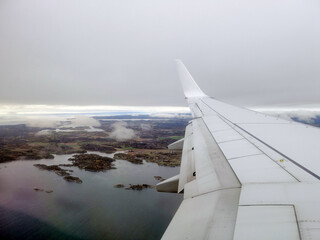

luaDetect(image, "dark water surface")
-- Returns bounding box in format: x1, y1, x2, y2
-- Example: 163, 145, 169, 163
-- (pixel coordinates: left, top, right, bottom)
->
0, 152, 182, 240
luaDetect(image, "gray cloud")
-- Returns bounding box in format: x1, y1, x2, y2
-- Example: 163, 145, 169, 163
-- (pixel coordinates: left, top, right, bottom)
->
0, 0, 319, 108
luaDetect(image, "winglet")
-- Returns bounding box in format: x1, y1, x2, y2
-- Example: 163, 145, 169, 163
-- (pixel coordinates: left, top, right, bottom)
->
176, 59, 207, 98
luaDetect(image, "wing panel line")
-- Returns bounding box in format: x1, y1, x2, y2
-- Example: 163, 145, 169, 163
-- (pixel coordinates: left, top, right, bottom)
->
234, 123, 320, 181
200, 98, 303, 182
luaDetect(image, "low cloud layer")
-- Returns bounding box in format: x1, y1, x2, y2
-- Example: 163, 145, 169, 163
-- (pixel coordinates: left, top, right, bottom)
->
0, 115, 65, 128
150, 113, 191, 118
26, 116, 101, 129
109, 121, 136, 141
262, 110, 320, 124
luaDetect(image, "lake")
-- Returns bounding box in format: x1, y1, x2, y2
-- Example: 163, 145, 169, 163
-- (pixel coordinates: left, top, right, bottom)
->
0, 152, 182, 240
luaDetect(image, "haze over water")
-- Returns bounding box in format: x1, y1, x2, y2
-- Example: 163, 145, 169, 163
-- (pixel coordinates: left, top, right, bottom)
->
0, 152, 182, 240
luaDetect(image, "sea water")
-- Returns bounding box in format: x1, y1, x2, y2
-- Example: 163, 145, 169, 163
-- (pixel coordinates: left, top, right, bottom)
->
0, 152, 182, 240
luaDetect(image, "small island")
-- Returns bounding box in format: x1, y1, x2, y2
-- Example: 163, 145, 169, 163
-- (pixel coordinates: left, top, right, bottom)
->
113, 153, 143, 164
125, 184, 154, 191
114, 150, 181, 167
68, 153, 116, 172
113, 183, 154, 190
33, 153, 116, 183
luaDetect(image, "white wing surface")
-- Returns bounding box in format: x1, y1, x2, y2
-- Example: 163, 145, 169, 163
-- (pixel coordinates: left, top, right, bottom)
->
157, 60, 320, 240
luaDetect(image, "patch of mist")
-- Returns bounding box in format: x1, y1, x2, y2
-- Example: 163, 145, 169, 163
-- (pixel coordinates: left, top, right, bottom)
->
140, 123, 152, 130
35, 129, 53, 136
109, 121, 136, 141
67, 116, 101, 128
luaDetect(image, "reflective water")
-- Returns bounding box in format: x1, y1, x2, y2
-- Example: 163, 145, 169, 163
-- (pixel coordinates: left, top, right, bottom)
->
0, 152, 182, 240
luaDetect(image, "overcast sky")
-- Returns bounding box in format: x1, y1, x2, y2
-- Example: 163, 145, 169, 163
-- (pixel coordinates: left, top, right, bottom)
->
0, 0, 319, 108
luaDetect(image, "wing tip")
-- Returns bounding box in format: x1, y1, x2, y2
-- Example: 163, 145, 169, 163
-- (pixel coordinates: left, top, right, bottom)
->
175, 60, 207, 98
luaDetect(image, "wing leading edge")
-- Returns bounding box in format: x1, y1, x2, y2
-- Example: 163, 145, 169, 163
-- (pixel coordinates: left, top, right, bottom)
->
157, 60, 320, 240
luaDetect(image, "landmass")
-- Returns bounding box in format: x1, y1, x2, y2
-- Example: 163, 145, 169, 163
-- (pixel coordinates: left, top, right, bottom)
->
33, 187, 53, 193
0, 115, 189, 189
125, 184, 154, 191
113, 153, 143, 164
63, 176, 83, 183
34, 164, 71, 177
154, 176, 165, 182
68, 153, 115, 171
114, 150, 181, 167
0, 116, 188, 166
33, 153, 116, 183
113, 183, 154, 190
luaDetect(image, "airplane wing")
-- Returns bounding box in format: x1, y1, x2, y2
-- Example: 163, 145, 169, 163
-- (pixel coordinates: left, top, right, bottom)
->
156, 60, 320, 240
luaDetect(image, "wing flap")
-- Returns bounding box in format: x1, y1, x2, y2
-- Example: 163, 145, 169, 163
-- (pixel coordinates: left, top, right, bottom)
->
156, 174, 179, 193
233, 205, 300, 240
168, 138, 184, 150
178, 123, 195, 193
191, 118, 240, 196
162, 188, 240, 240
